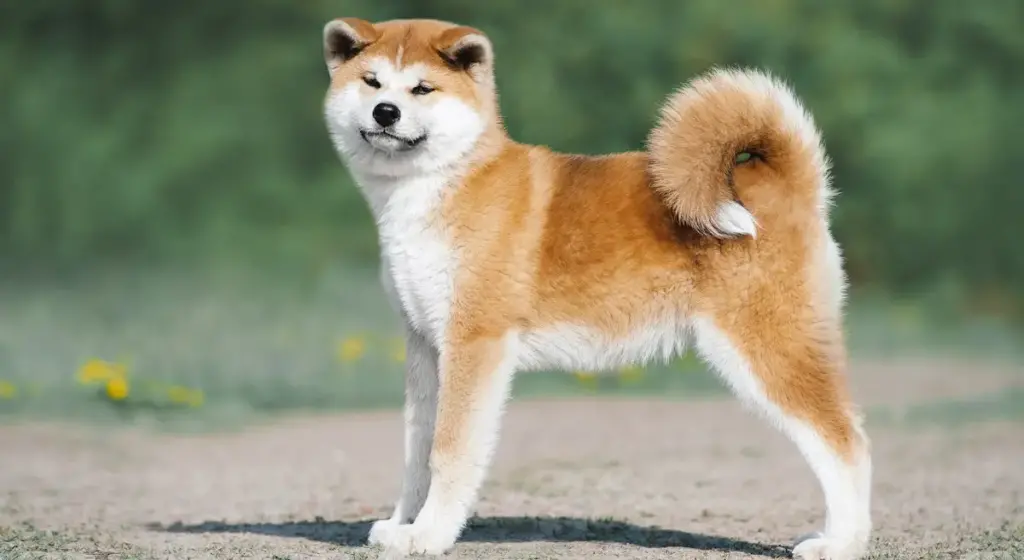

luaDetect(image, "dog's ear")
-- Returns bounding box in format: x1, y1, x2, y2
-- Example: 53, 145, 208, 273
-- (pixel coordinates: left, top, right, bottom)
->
323, 18, 380, 76
435, 26, 493, 82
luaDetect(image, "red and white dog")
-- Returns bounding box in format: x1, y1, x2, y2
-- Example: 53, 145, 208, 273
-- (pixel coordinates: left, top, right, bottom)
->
321, 17, 872, 560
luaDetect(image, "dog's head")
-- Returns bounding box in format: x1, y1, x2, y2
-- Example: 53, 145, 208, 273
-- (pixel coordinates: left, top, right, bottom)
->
322, 18, 496, 178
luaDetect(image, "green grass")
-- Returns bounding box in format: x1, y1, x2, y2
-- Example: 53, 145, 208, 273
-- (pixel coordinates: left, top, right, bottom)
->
0, 263, 1020, 431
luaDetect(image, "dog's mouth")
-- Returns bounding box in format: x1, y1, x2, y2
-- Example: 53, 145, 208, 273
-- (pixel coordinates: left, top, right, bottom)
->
360, 129, 427, 151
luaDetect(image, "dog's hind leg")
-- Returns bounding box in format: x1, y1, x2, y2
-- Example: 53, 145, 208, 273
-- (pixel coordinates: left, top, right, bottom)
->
692, 309, 872, 560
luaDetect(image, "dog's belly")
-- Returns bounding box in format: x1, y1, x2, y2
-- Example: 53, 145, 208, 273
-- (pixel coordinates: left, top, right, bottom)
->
517, 317, 690, 373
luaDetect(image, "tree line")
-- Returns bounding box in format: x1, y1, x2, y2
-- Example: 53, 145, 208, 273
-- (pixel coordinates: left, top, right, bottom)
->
2, 0, 1021, 317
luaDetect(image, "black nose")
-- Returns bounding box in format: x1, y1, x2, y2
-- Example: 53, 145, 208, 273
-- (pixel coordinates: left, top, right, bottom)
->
372, 103, 401, 127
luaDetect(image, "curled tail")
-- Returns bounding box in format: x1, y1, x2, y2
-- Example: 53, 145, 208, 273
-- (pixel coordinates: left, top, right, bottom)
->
647, 67, 832, 238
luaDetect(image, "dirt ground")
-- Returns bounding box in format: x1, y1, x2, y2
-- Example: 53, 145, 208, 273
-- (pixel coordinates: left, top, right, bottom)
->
2, 358, 1023, 559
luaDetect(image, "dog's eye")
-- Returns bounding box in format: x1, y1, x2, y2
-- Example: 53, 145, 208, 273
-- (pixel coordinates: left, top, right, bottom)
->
411, 83, 435, 96
363, 75, 381, 89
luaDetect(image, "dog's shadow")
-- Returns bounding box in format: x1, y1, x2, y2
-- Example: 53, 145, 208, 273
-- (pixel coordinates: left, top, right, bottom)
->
150, 515, 791, 557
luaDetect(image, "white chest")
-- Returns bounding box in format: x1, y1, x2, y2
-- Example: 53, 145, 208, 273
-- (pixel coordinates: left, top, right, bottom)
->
375, 176, 455, 346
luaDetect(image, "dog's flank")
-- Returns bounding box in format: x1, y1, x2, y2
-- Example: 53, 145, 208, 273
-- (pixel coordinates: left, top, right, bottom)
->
322, 17, 872, 560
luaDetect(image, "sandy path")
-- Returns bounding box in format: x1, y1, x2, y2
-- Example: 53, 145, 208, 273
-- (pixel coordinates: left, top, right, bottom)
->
2, 359, 1023, 559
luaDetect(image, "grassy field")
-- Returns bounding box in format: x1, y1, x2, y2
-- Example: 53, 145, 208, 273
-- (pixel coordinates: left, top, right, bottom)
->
0, 264, 718, 430
0, 263, 1021, 430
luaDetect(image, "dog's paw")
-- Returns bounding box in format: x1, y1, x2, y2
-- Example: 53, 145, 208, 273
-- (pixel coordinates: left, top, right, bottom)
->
368, 518, 403, 547
371, 519, 459, 557
792, 532, 866, 560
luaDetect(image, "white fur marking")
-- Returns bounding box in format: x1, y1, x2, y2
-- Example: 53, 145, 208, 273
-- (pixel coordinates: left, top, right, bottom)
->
377, 177, 454, 347
815, 233, 847, 325
712, 201, 758, 238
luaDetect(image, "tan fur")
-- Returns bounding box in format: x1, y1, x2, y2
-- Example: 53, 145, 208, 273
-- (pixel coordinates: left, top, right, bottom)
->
322, 17, 870, 557
438, 142, 856, 457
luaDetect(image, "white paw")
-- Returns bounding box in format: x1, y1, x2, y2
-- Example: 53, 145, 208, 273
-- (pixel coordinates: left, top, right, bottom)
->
367, 518, 402, 547
792, 532, 867, 560
371, 519, 459, 557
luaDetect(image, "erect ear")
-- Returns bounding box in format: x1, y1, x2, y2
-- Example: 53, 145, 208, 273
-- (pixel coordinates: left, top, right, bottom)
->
435, 26, 493, 81
323, 18, 380, 75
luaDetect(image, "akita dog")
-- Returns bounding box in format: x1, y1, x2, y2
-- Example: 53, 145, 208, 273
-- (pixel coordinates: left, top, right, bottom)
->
321, 17, 872, 560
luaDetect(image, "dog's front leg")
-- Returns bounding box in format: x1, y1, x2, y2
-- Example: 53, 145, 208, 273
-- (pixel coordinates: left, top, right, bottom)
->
376, 333, 517, 556
368, 327, 439, 545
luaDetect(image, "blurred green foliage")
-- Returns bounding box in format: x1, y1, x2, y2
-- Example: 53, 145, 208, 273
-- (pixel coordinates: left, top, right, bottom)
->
2, 0, 1022, 316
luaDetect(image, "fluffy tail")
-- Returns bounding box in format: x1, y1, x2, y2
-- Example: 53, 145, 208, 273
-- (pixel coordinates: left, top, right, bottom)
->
647, 67, 832, 238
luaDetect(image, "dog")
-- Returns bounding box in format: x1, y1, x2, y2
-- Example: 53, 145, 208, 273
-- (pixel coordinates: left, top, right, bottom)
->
320, 17, 872, 559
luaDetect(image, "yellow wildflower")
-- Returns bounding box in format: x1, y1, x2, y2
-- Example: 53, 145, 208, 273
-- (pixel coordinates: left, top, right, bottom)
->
573, 371, 598, 390
337, 335, 367, 363
618, 366, 645, 384
105, 375, 129, 401
77, 359, 126, 384
390, 337, 407, 363
0, 380, 17, 399
167, 385, 204, 407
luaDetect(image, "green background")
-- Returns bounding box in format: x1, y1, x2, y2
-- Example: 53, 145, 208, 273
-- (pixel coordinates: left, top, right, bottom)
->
1, 0, 1021, 424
